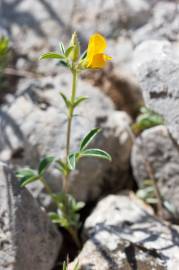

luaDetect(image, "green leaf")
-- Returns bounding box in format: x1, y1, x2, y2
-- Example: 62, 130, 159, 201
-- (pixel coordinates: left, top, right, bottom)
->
136, 186, 155, 200
59, 41, 65, 54
58, 59, 68, 67
60, 92, 71, 108
38, 156, 55, 175
67, 153, 77, 170
39, 52, 65, 60
49, 212, 60, 223
63, 261, 67, 270
80, 128, 101, 151
16, 168, 39, 187
74, 262, 80, 270
80, 148, 112, 161
65, 46, 74, 57
81, 50, 87, 60
74, 96, 88, 108
56, 159, 69, 175
0, 37, 9, 56
135, 107, 164, 132
74, 201, 85, 211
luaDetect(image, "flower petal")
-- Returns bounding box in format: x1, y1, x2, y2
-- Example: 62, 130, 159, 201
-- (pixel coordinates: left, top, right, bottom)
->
86, 33, 107, 66
88, 53, 112, 69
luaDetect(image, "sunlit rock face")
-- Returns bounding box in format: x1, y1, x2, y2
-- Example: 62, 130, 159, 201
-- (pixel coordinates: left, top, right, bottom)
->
0, 165, 62, 270
70, 194, 179, 270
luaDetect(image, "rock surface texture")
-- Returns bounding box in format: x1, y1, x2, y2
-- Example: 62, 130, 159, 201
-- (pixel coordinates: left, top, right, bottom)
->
134, 39, 179, 145
0, 164, 62, 270
131, 125, 179, 220
0, 0, 151, 53
70, 194, 179, 270
0, 73, 133, 206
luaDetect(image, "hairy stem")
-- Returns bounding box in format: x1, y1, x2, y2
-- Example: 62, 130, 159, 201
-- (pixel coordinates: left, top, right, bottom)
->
63, 68, 77, 193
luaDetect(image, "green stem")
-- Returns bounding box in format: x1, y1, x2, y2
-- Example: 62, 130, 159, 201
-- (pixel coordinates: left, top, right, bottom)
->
67, 226, 81, 248
63, 68, 77, 192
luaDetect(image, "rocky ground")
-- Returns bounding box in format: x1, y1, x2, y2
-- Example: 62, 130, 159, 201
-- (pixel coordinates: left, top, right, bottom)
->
1, 0, 179, 269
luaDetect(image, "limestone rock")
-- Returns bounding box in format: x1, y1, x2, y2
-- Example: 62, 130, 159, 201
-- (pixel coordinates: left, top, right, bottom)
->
133, 39, 179, 145
131, 125, 179, 220
70, 194, 179, 269
0, 164, 62, 270
0, 0, 151, 55
134, 2, 179, 45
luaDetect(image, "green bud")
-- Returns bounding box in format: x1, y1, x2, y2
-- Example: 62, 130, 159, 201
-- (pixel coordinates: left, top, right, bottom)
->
69, 32, 80, 62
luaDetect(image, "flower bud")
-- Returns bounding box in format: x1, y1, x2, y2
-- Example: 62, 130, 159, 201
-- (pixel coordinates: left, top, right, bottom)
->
69, 32, 80, 62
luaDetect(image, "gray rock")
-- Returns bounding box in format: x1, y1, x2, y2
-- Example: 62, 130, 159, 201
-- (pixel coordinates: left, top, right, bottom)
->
131, 125, 179, 219
133, 39, 179, 145
0, 164, 62, 270
133, 2, 179, 45
70, 194, 179, 269
0, 0, 151, 55
0, 73, 133, 206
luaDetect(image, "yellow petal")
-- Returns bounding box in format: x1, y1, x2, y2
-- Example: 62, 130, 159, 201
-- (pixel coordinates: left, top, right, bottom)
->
86, 33, 107, 67
88, 53, 112, 69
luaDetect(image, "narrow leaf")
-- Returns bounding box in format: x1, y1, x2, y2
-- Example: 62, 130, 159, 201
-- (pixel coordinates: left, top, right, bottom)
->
81, 50, 87, 60
58, 59, 68, 67
65, 46, 74, 57
80, 128, 101, 151
59, 41, 65, 54
74, 96, 88, 108
16, 168, 39, 187
60, 92, 71, 108
39, 52, 64, 60
19, 175, 39, 187
67, 153, 77, 170
16, 168, 37, 178
63, 261, 67, 270
81, 148, 112, 161
38, 156, 55, 175
75, 201, 85, 211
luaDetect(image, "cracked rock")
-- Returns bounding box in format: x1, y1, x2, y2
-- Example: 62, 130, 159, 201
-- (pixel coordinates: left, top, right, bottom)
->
70, 194, 179, 269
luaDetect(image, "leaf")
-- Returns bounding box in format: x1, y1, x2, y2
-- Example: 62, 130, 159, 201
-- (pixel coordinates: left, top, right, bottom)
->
80, 148, 112, 161
59, 41, 65, 54
67, 153, 77, 170
74, 96, 88, 108
56, 159, 69, 175
63, 261, 67, 270
74, 201, 85, 211
39, 52, 65, 60
145, 197, 158, 204
81, 50, 87, 60
38, 156, 55, 175
74, 262, 80, 270
49, 212, 60, 223
80, 128, 101, 151
163, 201, 176, 215
136, 186, 155, 200
58, 59, 68, 67
65, 46, 74, 57
60, 92, 71, 108
134, 106, 164, 133
16, 168, 39, 187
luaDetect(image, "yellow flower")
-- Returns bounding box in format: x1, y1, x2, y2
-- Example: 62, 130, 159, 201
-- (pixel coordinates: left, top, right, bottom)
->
85, 33, 112, 69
